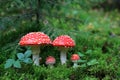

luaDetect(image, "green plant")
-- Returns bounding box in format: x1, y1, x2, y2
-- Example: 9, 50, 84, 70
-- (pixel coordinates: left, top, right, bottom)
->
4, 50, 32, 69
17, 50, 32, 64
77, 50, 99, 68
4, 59, 21, 69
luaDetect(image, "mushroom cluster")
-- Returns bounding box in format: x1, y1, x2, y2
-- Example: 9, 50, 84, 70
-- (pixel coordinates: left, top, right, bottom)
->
19, 32, 76, 67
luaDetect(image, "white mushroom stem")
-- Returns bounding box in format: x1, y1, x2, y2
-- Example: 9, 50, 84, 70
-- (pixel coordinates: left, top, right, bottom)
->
60, 50, 67, 65
73, 61, 78, 68
48, 64, 54, 68
31, 46, 40, 66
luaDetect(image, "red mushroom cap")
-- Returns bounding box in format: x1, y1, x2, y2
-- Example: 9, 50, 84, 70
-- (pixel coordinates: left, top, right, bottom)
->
19, 32, 52, 46
52, 35, 75, 47
45, 56, 56, 65
71, 54, 80, 61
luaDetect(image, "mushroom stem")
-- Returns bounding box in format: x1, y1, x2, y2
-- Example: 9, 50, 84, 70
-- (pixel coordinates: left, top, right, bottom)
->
73, 61, 78, 68
48, 64, 54, 68
60, 50, 67, 65
31, 46, 40, 66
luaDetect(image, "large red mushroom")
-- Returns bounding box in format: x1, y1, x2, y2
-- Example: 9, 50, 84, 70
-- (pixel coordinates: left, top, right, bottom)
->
19, 32, 52, 66
52, 35, 75, 65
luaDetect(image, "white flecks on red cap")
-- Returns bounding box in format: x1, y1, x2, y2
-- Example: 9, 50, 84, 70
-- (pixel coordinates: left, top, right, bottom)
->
19, 32, 52, 46
71, 54, 80, 61
45, 56, 56, 65
52, 35, 75, 47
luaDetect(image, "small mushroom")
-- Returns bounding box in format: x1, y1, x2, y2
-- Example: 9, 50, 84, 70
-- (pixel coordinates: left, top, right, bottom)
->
71, 54, 80, 68
52, 35, 75, 65
45, 56, 56, 68
19, 32, 52, 66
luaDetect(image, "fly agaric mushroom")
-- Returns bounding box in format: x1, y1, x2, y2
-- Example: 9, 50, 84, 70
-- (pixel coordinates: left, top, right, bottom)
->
52, 35, 75, 65
45, 56, 56, 68
19, 32, 52, 66
71, 54, 80, 68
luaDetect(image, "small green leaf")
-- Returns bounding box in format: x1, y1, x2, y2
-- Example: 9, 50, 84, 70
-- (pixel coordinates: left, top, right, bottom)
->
17, 53, 24, 60
24, 50, 32, 58
87, 59, 98, 66
23, 58, 33, 64
78, 59, 87, 63
6, 59, 15, 64
80, 64, 87, 68
13, 60, 21, 68
86, 50, 92, 54
77, 52, 85, 57
4, 59, 15, 69
4, 62, 12, 69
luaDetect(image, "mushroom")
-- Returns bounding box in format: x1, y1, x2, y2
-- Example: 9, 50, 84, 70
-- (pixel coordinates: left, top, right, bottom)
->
45, 56, 56, 68
71, 54, 80, 68
19, 32, 52, 66
52, 35, 75, 65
